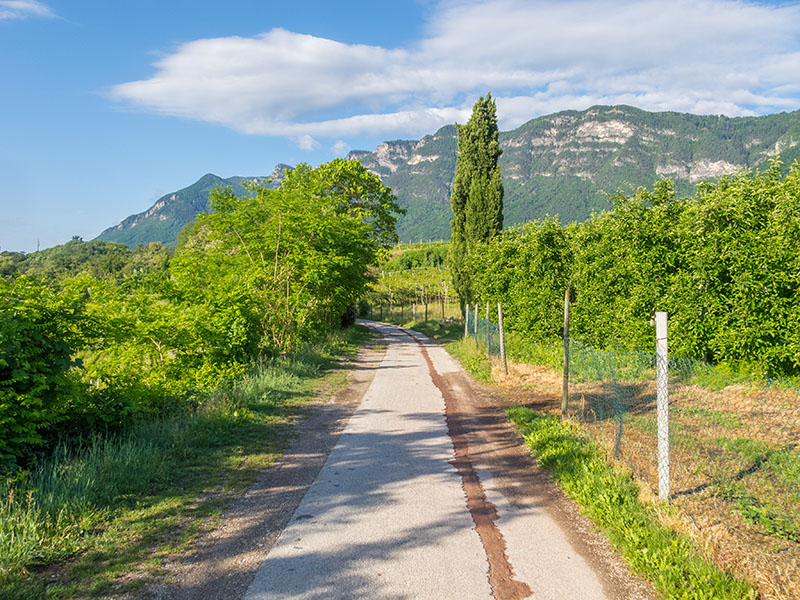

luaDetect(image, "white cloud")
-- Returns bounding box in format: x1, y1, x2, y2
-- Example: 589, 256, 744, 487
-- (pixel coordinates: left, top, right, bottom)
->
0, 0, 54, 20
111, 0, 800, 141
295, 134, 320, 151
331, 140, 351, 156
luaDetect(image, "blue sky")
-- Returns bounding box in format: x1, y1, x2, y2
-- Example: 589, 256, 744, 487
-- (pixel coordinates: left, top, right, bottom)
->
2, 0, 799, 253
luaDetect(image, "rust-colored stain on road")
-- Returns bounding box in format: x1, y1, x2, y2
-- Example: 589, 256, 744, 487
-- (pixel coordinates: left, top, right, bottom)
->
409, 330, 532, 600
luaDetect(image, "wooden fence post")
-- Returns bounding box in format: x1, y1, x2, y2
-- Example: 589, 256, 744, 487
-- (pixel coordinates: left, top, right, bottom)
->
498, 302, 507, 375
485, 301, 490, 352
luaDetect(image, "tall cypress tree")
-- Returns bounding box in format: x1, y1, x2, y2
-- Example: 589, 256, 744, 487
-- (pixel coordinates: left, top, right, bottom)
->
449, 93, 504, 311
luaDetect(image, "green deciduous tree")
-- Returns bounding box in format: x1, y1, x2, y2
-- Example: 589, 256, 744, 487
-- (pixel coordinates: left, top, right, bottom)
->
450, 93, 504, 310
473, 218, 572, 339
171, 159, 401, 353
0, 277, 89, 469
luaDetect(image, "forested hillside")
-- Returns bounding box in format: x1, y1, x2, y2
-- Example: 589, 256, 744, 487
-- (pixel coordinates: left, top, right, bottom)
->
94, 165, 292, 248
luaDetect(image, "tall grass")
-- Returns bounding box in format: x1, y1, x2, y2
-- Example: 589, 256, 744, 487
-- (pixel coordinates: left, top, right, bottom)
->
445, 337, 493, 382
0, 326, 369, 591
505, 332, 562, 373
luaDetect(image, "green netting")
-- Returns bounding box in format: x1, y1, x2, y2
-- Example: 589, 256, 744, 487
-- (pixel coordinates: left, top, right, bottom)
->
567, 338, 800, 596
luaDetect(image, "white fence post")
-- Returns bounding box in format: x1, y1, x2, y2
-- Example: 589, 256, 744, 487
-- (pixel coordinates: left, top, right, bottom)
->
656, 311, 670, 501
464, 305, 469, 338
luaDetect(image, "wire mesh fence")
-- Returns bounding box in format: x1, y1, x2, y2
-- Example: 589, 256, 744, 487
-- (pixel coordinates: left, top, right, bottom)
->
464, 305, 504, 358
567, 338, 800, 598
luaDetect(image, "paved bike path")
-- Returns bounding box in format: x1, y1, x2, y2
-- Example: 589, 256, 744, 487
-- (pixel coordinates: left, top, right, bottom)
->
243, 322, 612, 600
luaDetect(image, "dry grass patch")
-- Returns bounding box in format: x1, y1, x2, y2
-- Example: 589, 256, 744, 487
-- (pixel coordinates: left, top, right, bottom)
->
491, 358, 561, 390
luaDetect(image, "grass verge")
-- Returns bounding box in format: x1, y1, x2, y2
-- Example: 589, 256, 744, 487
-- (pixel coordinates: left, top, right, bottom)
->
506, 407, 756, 600
0, 325, 372, 599
399, 319, 493, 383
504, 332, 562, 373
444, 337, 493, 383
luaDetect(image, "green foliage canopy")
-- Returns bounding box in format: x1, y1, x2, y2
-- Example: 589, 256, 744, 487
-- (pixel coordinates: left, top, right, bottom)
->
381, 242, 448, 271
0, 239, 170, 283
473, 218, 571, 339
0, 159, 401, 473
171, 159, 401, 352
0, 277, 88, 469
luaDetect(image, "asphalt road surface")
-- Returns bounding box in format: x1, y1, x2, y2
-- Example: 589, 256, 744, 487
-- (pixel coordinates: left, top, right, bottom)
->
240, 321, 649, 600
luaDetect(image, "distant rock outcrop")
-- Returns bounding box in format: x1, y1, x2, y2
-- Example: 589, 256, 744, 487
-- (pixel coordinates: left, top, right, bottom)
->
95, 105, 800, 247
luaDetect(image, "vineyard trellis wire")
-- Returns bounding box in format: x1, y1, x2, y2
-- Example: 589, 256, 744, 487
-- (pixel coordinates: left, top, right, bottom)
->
362, 265, 461, 323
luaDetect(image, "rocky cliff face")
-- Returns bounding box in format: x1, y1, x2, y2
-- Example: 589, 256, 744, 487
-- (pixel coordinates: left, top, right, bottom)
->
349, 105, 800, 241
347, 140, 419, 175
96, 105, 800, 248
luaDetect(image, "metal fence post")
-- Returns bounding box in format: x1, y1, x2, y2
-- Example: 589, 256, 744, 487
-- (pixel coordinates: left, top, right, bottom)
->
464, 305, 469, 338
656, 311, 670, 501
473, 303, 478, 337
498, 302, 508, 375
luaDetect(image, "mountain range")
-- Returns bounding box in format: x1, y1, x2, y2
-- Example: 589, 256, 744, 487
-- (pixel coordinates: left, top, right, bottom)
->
95, 105, 800, 247
94, 166, 290, 248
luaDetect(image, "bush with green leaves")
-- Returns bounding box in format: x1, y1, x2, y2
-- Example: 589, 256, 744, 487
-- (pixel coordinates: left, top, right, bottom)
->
472, 217, 571, 339
568, 178, 687, 351
672, 161, 800, 374
0, 277, 88, 470
473, 160, 800, 376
